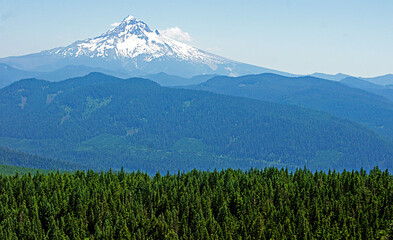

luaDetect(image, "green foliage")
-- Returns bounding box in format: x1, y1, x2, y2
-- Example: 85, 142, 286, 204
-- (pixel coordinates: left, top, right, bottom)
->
83, 96, 112, 118
0, 164, 52, 175
0, 73, 392, 172
0, 167, 392, 239
171, 137, 208, 154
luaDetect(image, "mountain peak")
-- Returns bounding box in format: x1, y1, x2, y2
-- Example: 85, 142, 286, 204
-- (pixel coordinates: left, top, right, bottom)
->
1, 14, 274, 77
109, 14, 153, 36
46, 14, 225, 67
123, 15, 136, 22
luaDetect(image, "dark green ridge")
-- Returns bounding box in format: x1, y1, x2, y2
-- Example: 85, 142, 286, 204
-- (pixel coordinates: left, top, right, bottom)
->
0, 73, 392, 173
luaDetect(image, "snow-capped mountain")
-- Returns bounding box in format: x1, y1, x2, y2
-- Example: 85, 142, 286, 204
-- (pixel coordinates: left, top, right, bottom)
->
50, 15, 223, 65
0, 15, 291, 77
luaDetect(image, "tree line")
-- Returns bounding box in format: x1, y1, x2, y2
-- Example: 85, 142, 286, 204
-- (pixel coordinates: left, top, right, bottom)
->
0, 167, 392, 239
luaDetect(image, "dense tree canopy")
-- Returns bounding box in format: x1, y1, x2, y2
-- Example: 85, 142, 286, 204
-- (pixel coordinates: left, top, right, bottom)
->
0, 167, 392, 239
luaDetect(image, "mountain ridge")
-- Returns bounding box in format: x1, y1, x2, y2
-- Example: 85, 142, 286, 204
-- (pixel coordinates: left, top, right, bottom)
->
0, 72, 392, 172
187, 73, 393, 139
340, 77, 393, 102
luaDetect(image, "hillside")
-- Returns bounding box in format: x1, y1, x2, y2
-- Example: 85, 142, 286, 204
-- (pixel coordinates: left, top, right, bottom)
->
361, 74, 393, 85
0, 164, 52, 175
0, 146, 82, 171
0, 63, 134, 88
188, 73, 393, 139
341, 77, 393, 102
142, 72, 217, 86
307, 72, 393, 85
0, 63, 217, 89
0, 73, 392, 172
0, 63, 36, 88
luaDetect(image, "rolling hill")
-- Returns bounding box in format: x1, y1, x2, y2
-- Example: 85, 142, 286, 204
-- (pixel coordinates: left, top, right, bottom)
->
188, 73, 393, 139
0, 63, 36, 88
308, 72, 393, 85
0, 63, 133, 88
340, 77, 393, 102
0, 73, 392, 172
0, 146, 82, 171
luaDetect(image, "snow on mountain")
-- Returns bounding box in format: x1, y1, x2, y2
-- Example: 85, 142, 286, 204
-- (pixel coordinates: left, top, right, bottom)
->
48, 15, 224, 66
0, 15, 292, 77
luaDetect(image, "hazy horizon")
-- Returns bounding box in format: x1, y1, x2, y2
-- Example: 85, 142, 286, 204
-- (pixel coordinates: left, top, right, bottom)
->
0, 0, 392, 77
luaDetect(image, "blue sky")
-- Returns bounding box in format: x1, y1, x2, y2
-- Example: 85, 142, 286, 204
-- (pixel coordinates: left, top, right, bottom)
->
0, 0, 392, 77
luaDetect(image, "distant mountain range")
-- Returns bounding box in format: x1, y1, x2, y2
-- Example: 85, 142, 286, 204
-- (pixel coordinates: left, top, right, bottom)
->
308, 72, 393, 85
1, 73, 391, 172
308, 73, 352, 81
340, 77, 393, 101
0, 63, 132, 88
2, 61, 393, 90
0, 63, 218, 88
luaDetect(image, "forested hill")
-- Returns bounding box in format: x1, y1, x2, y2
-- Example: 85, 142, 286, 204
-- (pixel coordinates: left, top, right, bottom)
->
0, 168, 392, 239
340, 77, 393, 102
0, 147, 83, 171
0, 164, 52, 175
0, 73, 392, 172
187, 73, 393, 139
